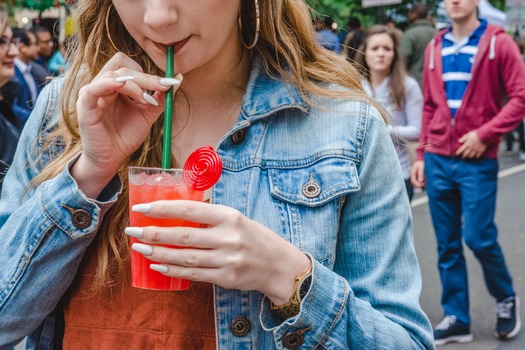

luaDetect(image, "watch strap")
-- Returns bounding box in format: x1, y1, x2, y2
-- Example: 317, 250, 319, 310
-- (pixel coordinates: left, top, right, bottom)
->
270, 266, 312, 319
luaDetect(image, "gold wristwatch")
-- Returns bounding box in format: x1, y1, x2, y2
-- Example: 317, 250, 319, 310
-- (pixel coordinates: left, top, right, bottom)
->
270, 267, 313, 319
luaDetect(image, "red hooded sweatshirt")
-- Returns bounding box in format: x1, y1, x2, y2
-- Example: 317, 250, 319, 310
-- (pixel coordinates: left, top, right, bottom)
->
417, 24, 525, 160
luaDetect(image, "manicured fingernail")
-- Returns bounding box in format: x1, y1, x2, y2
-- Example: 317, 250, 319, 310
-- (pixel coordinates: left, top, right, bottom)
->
160, 78, 181, 86
143, 92, 159, 106
125, 227, 144, 238
150, 264, 169, 273
132, 203, 151, 213
174, 73, 183, 82
132, 243, 153, 256
116, 76, 135, 83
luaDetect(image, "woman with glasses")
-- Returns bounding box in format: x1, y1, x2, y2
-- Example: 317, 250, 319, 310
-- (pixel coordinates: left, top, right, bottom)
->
0, 5, 21, 193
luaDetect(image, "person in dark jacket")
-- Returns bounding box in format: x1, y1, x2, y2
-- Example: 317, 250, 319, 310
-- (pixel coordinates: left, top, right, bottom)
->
316, 16, 342, 53
412, 0, 525, 345
400, 3, 436, 86
11, 27, 42, 126
0, 6, 21, 193
29, 26, 54, 87
342, 17, 365, 62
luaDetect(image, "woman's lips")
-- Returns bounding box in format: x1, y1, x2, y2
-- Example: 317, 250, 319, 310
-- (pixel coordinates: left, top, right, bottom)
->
173, 36, 190, 53
153, 36, 191, 54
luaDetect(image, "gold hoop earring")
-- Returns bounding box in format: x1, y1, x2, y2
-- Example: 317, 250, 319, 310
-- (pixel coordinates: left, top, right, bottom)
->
105, 5, 142, 57
239, 0, 260, 49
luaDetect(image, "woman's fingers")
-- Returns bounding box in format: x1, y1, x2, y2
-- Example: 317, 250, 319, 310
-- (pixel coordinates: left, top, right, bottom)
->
126, 226, 222, 248
132, 244, 225, 269
77, 52, 183, 118
90, 52, 182, 103
78, 73, 181, 115
131, 244, 243, 288
112, 67, 182, 92
95, 52, 145, 77
149, 264, 222, 285
132, 200, 239, 226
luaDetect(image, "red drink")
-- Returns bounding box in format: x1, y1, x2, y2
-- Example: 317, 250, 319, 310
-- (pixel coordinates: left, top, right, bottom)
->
128, 167, 204, 290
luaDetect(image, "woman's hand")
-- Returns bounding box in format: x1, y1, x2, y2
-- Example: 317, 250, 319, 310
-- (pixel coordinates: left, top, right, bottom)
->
71, 53, 182, 198
127, 200, 312, 305
410, 160, 426, 189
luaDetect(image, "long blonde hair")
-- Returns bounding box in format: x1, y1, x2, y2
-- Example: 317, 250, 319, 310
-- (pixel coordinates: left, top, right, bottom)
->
34, 0, 374, 290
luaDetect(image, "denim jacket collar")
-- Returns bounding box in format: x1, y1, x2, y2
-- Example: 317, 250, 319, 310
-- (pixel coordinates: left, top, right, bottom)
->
241, 59, 307, 122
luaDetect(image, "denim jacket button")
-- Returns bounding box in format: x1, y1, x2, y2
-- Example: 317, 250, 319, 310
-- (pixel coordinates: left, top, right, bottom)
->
302, 173, 321, 198
71, 209, 92, 229
231, 129, 246, 145
282, 326, 312, 349
230, 317, 251, 337
282, 332, 304, 349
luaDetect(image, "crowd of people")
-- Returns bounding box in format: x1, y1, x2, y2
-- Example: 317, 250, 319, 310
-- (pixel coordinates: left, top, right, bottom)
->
317, 0, 525, 346
0, 11, 61, 193
0, 0, 524, 348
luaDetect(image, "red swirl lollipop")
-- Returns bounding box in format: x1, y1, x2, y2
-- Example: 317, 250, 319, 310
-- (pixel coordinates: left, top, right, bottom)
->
183, 146, 223, 191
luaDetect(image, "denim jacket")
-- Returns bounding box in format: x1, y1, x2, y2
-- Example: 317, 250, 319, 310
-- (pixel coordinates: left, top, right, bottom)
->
0, 63, 434, 349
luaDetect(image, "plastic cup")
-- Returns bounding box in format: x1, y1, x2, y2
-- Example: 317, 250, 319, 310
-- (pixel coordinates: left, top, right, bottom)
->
128, 166, 204, 290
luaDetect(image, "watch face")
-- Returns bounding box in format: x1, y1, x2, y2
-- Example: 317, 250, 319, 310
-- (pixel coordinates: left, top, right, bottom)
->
298, 274, 312, 301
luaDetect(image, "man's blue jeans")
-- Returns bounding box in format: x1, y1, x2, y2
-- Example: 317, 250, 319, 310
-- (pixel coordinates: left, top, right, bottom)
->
424, 153, 515, 326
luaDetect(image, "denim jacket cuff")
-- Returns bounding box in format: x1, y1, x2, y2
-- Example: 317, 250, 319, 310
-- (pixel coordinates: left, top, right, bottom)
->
39, 154, 122, 239
259, 254, 348, 347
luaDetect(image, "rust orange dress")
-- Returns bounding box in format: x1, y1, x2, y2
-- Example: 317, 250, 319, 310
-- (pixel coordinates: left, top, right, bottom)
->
62, 243, 216, 349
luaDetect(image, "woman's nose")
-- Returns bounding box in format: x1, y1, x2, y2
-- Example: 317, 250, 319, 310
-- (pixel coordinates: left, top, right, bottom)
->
144, 0, 178, 31
8, 42, 19, 56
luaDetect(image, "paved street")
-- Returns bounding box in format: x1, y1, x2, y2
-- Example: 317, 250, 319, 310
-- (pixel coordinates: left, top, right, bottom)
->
413, 146, 525, 349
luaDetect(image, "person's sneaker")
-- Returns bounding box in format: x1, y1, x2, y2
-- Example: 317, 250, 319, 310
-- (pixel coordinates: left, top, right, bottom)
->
495, 296, 521, 339
433, 315, 473, 346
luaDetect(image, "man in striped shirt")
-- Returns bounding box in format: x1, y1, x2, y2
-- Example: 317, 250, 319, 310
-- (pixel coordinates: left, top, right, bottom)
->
442, 19, 486, 116
412, 0, 525, 346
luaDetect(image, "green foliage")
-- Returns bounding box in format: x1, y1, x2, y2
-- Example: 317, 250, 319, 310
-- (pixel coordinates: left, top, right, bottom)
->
489, 0, 505, 11
307, 0, 409, 30
307, 0, 372, 28
13, 0, 54, 11
11, 0, 72, 11
308, 0, 506, 30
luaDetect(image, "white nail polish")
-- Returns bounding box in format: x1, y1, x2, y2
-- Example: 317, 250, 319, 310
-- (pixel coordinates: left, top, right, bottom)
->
132, 203, 151, 213
125, 227, 144, 238
132, 243, 153, 256
150, 264, 169, 273
115, 76, 135, 83
160, 78, 181, 86
142, 92, 159, 106
174, 73, 183, 82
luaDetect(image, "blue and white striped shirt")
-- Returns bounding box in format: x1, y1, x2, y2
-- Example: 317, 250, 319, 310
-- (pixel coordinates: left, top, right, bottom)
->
441, 19, 487, 116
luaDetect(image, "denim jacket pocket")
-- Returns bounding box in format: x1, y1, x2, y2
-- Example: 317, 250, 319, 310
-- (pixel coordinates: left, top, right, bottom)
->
267, 156, 360, 267
268, 156, 360, 206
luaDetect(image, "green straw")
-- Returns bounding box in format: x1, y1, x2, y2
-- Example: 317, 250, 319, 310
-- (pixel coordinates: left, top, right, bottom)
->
161, 45, 175, 169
